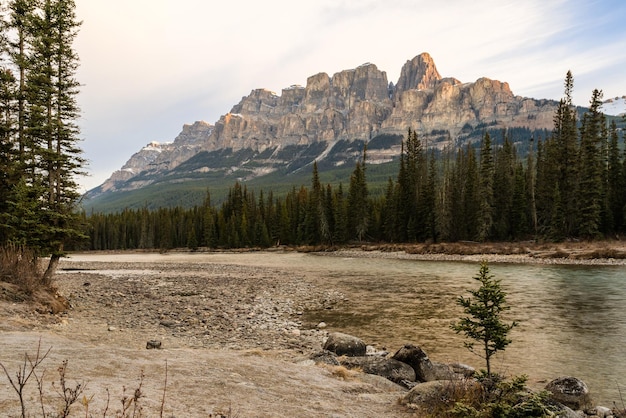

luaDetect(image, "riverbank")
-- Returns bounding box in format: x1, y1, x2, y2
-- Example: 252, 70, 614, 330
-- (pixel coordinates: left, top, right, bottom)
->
1, 244, 625, 416
312, 240, 626, 265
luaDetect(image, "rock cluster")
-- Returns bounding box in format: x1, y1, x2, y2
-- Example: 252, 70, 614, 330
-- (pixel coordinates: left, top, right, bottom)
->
57, 261, 343, 351
316, 332, 620, 418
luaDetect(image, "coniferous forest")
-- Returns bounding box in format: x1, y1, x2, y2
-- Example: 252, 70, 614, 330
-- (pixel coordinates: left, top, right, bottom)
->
86, 72, 626, 251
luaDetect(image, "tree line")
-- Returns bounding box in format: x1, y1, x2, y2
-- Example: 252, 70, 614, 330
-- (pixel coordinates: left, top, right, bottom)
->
85, 72, 626, 251
0, 0, 83, 280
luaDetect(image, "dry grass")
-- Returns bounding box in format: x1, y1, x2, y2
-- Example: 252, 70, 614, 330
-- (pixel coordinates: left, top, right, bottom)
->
0, 243, 69, 314
336, 240, 626, 260
327, 365, 363, 381
0, 243, 43, 295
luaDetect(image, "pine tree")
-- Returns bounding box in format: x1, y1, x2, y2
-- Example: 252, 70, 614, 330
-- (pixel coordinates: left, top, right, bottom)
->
462, 145, 480, 241
418, 150, 437, 242
578, 89, 606, 239
492, 133, 516, 240
607, 121, 623, 233
30, 0, 85, 280
555, 71, 579, 236
333, 183, 348, 244
347, 146, 369, 241
510, 162, 529, 239
452, 261, 517, 377
477, 132, 494, 241
0, 0, 85, 281
0, 68, 18, 242
396, 128, 425, 241
382, 177, 397, 241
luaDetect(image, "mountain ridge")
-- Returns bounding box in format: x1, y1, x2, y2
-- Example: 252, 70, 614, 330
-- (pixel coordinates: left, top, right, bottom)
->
85, 52, 564, 210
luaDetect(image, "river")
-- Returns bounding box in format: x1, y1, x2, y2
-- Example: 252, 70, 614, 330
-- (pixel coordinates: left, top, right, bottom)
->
66, 251, 626, 406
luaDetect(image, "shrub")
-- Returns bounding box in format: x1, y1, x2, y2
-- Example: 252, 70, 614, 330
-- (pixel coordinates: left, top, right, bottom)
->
0, 243, 44, 295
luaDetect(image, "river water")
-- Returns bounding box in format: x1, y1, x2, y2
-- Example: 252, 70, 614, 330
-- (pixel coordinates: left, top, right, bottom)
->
296, 254, 626, 407
67, 251, 626, 406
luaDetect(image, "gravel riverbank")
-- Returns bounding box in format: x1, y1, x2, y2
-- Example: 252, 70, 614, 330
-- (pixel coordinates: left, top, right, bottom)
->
1, 245, 625, 417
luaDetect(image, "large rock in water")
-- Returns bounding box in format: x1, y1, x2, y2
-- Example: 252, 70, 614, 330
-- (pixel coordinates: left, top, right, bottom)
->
339, 356, 416, 386
545, 376, 593, 410
323, 332, 366, 357
392, 344, 458, 382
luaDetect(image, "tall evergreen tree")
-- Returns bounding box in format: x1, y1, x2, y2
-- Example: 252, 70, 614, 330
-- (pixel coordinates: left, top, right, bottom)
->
492, 134, 516, 240
555, 71, 579, 236
606, 120, 623, 233
462, 145, 480, 241
347, 146, 369, 241
0, 0, 85, 281
418, 150, 437, 242
578, 89, 606, 239
477, 132, 494, 241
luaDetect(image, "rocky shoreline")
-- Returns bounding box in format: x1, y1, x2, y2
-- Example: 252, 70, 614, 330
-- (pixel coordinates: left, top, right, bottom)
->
314, 242, 626, 266
315, 331, 623, 418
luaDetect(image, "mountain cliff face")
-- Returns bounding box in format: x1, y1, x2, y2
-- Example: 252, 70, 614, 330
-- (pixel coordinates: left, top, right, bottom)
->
87, 52, 559, 204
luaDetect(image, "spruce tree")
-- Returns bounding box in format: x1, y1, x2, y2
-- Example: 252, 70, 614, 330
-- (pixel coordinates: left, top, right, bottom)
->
492, 134, 516, 240
578, 89, 606, 238
0, 0, 85, 282
477, 132, 494, 241
452, 261, 517, 377
347, 146, 369, 241
607, 121, 622, 233
556, 71, 579, 236
462, 145, 479, 241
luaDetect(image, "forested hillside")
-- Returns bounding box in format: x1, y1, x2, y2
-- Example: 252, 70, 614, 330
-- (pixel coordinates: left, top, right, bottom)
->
85, 73, 626, 250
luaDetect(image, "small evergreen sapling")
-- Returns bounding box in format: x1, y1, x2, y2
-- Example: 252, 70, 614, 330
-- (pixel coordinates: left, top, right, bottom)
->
452, 261, 517, 376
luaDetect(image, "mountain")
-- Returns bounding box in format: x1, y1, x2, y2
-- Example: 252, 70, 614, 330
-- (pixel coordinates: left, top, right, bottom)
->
84, 52, 560, 211
603, 95, 626, 117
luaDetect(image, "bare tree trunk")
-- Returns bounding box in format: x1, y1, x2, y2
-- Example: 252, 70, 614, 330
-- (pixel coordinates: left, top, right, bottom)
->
42, 254, 60, 286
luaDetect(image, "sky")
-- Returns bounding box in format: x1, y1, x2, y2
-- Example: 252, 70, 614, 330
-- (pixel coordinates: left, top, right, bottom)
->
73, 0, 626, 191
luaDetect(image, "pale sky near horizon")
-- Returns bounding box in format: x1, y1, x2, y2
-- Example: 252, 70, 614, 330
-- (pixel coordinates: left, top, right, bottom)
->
74, 0, 626, 191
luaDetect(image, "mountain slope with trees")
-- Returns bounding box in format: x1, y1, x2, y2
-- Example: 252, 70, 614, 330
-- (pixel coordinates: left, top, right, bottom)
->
84, 53, 566, 212
84, 74, 626, 250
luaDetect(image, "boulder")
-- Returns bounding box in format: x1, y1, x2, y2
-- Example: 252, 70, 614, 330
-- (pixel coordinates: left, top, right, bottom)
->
339, 356, 416, 386
587, 406, 613, 418
545, 376, 593, 411
310, 350, 340, 366
392, 344, 458, 382
449, 362, 475, 378
402, 380, 482, 409
146, 340, 162, 349
323, 332, 366, 357
366, 345, 389, 357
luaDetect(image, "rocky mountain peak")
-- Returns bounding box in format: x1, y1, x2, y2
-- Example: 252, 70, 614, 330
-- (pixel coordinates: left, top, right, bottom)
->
88, 52, 560, 207
395, 52, 442, 95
